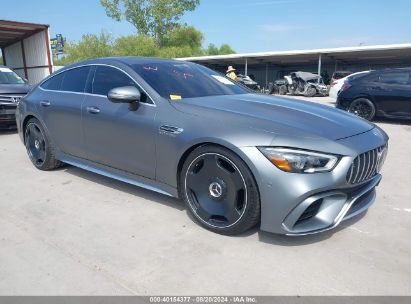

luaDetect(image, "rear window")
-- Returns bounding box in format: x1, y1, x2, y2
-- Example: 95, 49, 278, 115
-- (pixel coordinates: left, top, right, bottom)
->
333, 71, 352, 79
41, 73, 64, 90
60, 66, 91, 93
91, 66, 136, 96
379, 72, 410, 85
347, 72, 370, 81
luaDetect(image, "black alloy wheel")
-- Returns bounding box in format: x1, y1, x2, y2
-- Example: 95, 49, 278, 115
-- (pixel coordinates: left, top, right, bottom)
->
180, 145, 260, 235
25, 122, 47, 167
348, 98, 376, 120
24, 118, 62, 170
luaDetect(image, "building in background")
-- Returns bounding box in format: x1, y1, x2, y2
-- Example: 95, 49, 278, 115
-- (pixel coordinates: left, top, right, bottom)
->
0, 19, 53, 84
179, 44, 411, 88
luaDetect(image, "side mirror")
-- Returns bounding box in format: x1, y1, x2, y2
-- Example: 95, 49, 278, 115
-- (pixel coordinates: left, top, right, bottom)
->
107, 86, 141, 104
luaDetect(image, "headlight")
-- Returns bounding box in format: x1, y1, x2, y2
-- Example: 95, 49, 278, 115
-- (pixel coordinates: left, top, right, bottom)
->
258, 147, 339, 173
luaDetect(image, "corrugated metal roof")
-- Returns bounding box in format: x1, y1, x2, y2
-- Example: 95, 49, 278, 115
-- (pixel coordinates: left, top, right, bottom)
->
0, 19, 49, 48
178, 43, 411, 62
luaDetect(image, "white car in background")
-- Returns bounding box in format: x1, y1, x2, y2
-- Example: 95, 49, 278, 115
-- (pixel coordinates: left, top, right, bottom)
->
329, 71, 371, 99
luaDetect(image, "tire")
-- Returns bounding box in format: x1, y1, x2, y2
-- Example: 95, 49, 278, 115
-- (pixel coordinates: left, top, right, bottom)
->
305, 86, 317, 97
24, 118, 62, 170
348, 98, 376, 121
278, 85, 287, 95
179, 145, 260, 235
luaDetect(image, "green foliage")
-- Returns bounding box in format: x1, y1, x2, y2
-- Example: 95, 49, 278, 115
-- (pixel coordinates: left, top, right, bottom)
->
205, 43, 219, 55
101, 0, 200, 45
156, 46, 194, 58
218, 44, 236, 55
55, 32, 113, 65
113, 35, 157, 57
0, 56, 3, 65
204, 43, 236, 56
161, 26, 203, 51
321, 70, 330, 85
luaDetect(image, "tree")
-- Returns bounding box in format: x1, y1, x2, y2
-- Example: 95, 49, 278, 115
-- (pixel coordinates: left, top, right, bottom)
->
218, 44, 235, 55
113, 35, 157, 57
205, 43, 219, 55
54, 32, 113, 65
204, 43, 236, 56
161, 25, 203, 51
101, 0, 200, 45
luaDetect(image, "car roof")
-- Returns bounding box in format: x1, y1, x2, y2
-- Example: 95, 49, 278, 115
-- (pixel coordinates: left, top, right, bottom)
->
56, 57, 193, 75
73, 56, 185, 67
376, 67, 411, 72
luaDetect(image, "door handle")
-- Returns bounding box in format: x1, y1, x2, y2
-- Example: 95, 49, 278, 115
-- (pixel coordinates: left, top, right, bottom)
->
86, 106, 101, 114
40, 100, 51, 107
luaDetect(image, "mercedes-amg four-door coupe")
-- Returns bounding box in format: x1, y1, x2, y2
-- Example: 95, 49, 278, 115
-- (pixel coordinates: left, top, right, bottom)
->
16, 57, 388, 235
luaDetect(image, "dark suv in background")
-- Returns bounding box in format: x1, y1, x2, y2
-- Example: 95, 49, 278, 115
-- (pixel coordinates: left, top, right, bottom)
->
0, 66, 32, 129
336, 67, 411, 120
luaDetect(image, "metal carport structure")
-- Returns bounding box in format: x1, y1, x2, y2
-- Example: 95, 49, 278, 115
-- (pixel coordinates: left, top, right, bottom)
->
0, 19, 53, 84
179, 43, 411, 88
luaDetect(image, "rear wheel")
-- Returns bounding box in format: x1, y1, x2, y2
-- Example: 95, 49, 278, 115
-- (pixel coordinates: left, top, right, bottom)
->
24, 118, 62, 170
348, 98, 376, 120
179, 145, 260, 235
278, 85, 287, 95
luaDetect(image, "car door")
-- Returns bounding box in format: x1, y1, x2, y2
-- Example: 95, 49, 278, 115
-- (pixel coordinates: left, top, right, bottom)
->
82, 65, 157, 179
39, 66, 92, 159
372, 71, 411, 116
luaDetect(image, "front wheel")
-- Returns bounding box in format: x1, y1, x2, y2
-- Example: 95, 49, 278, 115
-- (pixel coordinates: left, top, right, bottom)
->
348, 98, 376, 120
179, 145, 260, 235
305, 86, 317, 97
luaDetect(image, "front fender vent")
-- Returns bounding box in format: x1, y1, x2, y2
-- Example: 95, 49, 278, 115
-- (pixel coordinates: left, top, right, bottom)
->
159, 125, 183, 135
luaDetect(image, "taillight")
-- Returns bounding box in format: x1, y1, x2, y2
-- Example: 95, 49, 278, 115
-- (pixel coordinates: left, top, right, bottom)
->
340, 82, 352, 92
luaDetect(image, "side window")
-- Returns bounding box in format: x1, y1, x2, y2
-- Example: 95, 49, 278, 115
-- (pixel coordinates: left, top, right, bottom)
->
92, 66, 136, 96
60, 66, 91, 93
379, 72, 410, 85
41, 73, 64, 90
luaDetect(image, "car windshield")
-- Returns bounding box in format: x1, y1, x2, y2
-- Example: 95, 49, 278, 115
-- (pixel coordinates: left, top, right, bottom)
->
0, 67, 26, 84
131, 62, 248, 99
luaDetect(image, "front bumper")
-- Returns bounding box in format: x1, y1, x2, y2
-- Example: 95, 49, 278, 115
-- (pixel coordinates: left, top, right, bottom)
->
0, 104, 17, 128
239, 129, 387, 235
282, 174, 380, 235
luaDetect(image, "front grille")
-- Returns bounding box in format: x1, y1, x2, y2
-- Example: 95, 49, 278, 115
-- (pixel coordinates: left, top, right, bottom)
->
0, 94, 24, 104
0, 114, 15, 121
346, 145, 387, 184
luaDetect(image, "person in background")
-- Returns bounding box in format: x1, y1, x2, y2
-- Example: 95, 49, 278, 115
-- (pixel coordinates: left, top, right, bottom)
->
226, 66, 238, 80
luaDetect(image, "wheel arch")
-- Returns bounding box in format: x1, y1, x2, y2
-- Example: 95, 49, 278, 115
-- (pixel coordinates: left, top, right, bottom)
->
22, 114, 40, 144
176, 141, 261, 201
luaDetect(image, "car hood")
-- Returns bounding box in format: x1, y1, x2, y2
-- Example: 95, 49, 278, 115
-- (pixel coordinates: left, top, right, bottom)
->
0, 83, 32, 94
173, 94, 374, 141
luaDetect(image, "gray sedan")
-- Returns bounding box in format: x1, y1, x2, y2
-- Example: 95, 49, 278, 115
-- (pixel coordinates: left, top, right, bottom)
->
16, 57, 388, 235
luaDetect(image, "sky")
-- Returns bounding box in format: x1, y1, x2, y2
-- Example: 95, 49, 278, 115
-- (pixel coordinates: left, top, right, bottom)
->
1, 0, 411, 53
